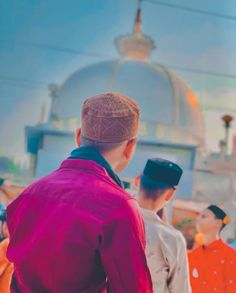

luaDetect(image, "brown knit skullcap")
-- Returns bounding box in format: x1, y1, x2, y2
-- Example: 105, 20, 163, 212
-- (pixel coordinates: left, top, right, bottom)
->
81, 92, 140, 143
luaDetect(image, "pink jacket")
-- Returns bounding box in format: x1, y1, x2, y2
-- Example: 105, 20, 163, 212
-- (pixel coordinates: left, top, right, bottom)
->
7, 158, 153, 292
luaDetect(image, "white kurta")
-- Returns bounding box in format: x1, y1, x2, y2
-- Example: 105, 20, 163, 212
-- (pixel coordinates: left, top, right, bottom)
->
141, 208, 192, 293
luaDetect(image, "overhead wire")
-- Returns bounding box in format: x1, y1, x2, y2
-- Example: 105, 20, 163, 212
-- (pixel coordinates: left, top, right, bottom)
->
0, 81, 45, 90
144, 0, 236, 21
0, 37, 112, 58
0, 75, 46, 86
1, 1, 236, 111
1, 37, 236, 80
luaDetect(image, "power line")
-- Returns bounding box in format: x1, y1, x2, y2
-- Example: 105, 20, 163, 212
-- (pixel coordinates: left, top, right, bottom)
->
0, 76, 46, 86
1, 79, 236, 114
0, 80, 45, 89
1, 62, 236, 92
1, 81, 235, 113
0, 62, 236, 93
0, 37, 112, 59
144, 0, 236, 21
0, 76, 47, 89
202, 105, 236, 113
1, 37, 236, 80
165, 65, 236, 80
1, 79, 235, 113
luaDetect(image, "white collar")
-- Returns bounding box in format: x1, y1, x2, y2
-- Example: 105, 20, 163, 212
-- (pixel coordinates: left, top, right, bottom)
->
140, 207, 163, 223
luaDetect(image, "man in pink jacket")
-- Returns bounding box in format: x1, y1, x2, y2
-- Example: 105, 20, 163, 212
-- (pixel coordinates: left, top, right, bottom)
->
7, 92, 153, 293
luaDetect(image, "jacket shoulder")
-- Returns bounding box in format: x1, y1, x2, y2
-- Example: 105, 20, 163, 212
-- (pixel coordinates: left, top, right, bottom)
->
159, 222, 185, 244
152, 221, 186, 257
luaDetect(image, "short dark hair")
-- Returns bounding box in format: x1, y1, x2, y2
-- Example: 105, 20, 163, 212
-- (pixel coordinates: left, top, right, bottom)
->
140, 174, 171, 199
81, 135, 125, 153
207, 205, 227, 231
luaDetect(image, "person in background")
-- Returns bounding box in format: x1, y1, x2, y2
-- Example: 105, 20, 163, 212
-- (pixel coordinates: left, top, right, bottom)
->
188, 205, 236, 293
0, 207, 13, 293
0, 178, 19, 205
137, 158, 191, 293
0, 179, 11, 206
7, 92, 153, 293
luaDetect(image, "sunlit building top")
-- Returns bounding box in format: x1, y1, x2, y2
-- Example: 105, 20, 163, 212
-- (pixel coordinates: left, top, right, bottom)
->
48, 7, 204, 147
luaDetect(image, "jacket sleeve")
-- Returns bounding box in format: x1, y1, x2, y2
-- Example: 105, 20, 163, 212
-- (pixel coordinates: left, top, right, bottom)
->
167, 232, 192, 293
100, 199, 153, 293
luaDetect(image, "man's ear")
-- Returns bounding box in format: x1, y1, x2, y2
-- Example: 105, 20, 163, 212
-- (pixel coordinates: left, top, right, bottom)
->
164, 189, 175, 202
75, 128, 82, 147
124, 138, 137, 160
216, 219, 223, 230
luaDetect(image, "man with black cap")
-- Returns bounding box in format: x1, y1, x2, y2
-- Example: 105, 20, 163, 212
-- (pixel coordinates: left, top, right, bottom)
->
0, 207, 13, 293
137, 158, 191, 293
188, 205, 236, 293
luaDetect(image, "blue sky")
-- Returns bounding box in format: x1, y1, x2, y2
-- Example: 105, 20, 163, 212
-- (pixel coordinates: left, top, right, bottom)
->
1, 0, 236, 160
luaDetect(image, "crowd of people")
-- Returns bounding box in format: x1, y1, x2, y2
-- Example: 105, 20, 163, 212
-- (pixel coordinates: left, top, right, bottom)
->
0, 92, 236, 292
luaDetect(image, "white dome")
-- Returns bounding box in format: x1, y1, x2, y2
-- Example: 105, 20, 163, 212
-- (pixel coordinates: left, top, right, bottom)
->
54, 59, 204, 146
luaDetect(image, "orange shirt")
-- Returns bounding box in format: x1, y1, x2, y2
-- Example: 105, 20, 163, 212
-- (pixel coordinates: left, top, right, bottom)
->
188, 239, 236, 293
0, 238, 13, 293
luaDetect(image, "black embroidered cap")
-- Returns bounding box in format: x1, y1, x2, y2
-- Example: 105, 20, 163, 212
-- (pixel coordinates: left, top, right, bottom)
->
142, 158, 183, 187
207, 205, 226, 220
207, 205, 229, 225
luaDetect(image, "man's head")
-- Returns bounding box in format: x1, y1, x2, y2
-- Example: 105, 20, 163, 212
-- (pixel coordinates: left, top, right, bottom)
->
196, 205, 228, 235
138, 158, 183, 211
75, 92, 140, 172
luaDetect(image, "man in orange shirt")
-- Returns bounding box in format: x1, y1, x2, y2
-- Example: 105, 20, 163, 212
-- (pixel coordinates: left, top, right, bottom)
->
188, 205, 236, 293
0, 207, 13, 293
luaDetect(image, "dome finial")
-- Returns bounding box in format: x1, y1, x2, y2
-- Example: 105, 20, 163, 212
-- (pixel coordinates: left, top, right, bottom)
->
134, 0, 142, 36
115, 0, 155, 60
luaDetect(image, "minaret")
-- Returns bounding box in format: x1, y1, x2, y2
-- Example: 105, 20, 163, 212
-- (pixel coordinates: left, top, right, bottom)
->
115, 0, 155, 60
222, 114, 234, 154
38, 102, 46, 124
48, 83, 60, 121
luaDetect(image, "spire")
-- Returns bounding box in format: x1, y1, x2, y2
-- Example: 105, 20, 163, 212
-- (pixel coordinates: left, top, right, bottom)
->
134, 5, 142, 36
115, 0, 155, 60
48, 83, 60, 121
38, 102, 46, 124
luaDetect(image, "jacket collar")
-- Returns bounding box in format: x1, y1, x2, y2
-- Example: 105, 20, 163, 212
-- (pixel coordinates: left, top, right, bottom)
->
140, 208, 163, 223
202, 239, 224, 251
65, 146, 124, 188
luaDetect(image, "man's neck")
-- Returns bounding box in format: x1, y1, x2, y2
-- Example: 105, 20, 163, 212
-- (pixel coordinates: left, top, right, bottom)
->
202, 232, 220, 247
101, 152, 119, 172
138, 192, 162, 213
